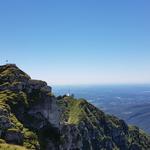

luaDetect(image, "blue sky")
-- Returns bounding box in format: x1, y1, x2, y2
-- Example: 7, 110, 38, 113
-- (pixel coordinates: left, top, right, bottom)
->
0, 0, 150, 85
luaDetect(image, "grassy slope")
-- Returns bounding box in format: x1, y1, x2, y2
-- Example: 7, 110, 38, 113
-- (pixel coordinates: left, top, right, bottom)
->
0, 65, 39, 149
0, 144, 27, 150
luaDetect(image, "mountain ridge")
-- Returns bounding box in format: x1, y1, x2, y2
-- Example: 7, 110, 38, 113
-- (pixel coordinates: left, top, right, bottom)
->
0, 64, 150, 150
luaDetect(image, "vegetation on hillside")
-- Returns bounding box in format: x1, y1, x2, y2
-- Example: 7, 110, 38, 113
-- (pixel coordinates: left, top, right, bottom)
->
0, 64, 150, 150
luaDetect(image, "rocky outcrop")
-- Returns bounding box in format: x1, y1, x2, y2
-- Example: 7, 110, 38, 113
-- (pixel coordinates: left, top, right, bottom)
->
0, 64, 30, 84
58, 96, 150, 150
0, 64, 150, 150
4, 129, 23, 145
0, 64, 60, 149
27, 95, 60, 129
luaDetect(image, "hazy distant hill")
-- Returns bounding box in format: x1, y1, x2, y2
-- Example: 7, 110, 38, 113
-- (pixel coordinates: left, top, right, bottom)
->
107, 104, 150, 134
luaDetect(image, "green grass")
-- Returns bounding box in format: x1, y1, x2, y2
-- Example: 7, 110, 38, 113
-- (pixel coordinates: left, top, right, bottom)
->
0, 65, 30, 81
0, 144, 27, 150
68, 99, 86, 124
22, 128, 39, 149
0, 139, 6, 144
59, 96, 99, 125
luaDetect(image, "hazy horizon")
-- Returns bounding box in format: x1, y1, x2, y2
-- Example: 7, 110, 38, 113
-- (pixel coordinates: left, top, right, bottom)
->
51, 83, 150, 86
0, 0, 150, 85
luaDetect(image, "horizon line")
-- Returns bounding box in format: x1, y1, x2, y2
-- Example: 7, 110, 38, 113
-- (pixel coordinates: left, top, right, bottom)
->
50, 83, 150, 87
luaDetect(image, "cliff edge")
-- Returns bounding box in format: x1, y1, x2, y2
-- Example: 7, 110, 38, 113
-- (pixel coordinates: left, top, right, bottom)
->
0, 64, 150, 150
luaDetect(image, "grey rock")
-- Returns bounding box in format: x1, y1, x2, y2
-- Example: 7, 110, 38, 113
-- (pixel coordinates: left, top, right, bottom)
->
5, 129, 23, 145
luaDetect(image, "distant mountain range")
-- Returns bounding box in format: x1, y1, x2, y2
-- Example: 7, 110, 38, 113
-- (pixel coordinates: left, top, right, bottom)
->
106, 103, 150, 134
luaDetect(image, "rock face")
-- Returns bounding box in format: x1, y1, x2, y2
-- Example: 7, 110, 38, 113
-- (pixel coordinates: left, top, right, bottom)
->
5, 129, 23, 145
0, 64, 60, 149
58, 97, 150, 150
0, 64, 150, 150
28, 95, 60, 128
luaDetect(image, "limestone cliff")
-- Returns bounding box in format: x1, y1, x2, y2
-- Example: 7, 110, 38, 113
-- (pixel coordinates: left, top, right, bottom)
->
0, 64, 150, 150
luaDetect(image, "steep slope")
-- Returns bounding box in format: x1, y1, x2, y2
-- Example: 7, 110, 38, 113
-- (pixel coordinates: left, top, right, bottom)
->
0, 64, 150, 150
58, 96, 150, 150
0, 64, 60, 149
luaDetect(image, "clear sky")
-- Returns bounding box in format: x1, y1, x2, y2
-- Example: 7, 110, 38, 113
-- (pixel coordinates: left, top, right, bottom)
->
0, 0, 150, 85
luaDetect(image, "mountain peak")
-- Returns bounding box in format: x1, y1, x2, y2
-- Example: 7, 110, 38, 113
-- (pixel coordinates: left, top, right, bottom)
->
0, 64, 31, 83
0, 64, 22, 72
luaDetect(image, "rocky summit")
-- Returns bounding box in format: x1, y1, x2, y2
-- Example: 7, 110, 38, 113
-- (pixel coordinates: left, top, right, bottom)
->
0, 64, 150, 150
